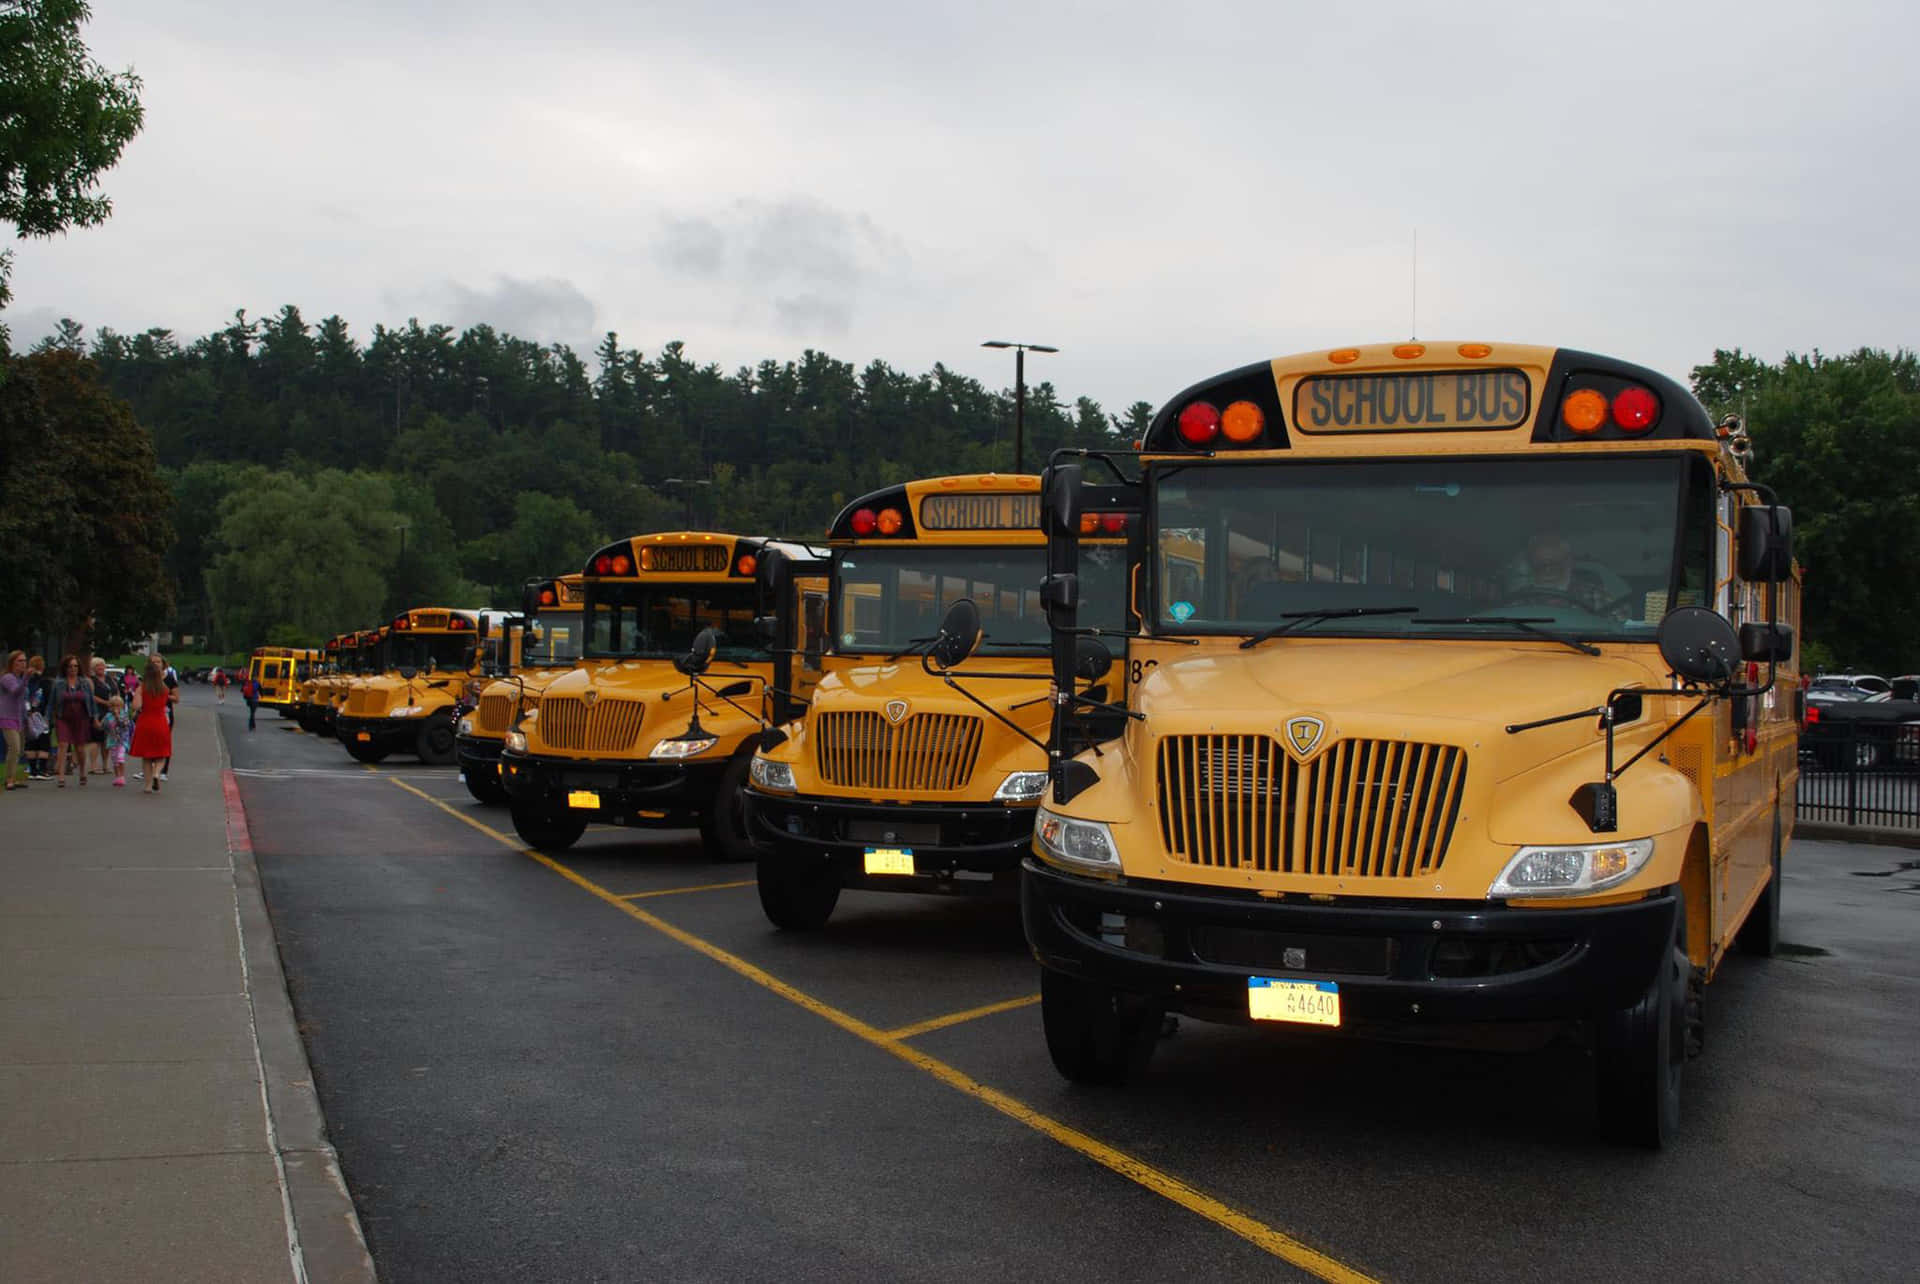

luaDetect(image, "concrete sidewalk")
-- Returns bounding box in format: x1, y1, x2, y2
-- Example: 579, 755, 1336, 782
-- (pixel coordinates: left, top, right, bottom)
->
0, 688, 374, 1283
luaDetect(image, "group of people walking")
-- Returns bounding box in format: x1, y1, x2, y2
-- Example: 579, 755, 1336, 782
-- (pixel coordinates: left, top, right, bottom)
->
1, 652, 176, 793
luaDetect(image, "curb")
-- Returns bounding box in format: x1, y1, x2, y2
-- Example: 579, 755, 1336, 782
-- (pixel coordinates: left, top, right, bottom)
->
1796, 820, 1920, 850
218, 717, 378, 1282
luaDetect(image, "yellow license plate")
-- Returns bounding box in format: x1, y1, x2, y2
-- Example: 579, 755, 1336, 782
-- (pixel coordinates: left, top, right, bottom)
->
355, 732, 371, 742
1248, 977, 1341, 1027
863, 847, 915, 876
567, 790, 601, 810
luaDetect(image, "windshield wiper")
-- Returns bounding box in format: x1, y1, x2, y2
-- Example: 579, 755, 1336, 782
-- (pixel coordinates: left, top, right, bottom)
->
1416, 616, 1602, 656
885, 636, 937, 662
1238, 606, 1420, 650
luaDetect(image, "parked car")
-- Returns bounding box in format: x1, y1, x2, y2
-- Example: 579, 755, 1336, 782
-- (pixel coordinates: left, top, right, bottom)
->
1803, 693, 1920, 770
1807, 673, 1892, 704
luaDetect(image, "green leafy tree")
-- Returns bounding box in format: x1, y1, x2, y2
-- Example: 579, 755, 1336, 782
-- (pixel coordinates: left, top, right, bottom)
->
462, 490, 605, 603
1692, 347, 1920, 672
0, 1, 144, 347
0, 347, 171, 652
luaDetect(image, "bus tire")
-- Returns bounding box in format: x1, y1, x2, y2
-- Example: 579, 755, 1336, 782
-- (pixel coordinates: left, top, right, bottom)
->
344, 741, 389, 764
1594, 896, 1688, 1148
510, 804, 585, 852
415, 719, 457, 765
1737, 813, 1784, 957
1040, 968, 1161, 1087
463, 770, 507, 806
756, 857, 840, 930
699, 752, 755, 862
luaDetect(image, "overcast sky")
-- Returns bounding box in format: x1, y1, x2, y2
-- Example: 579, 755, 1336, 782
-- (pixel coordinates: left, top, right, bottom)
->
11, 0, 1918, 415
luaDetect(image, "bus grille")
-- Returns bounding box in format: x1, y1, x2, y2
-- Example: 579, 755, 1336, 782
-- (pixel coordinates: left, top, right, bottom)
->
815, 712, 983, 792
345, 688, 373, 716
1156, 735, 1466, 877
538, 696, 644, 753
476, 695, 513, 735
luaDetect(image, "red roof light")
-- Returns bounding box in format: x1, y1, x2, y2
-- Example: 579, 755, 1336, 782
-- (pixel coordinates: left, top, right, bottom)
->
1611, 386, 1659, 432
850, 508, 878, 536
1177, 401, 1221, 446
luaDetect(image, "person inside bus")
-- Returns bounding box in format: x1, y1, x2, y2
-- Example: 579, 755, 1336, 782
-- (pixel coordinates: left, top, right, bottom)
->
1504, 532, 1628, 616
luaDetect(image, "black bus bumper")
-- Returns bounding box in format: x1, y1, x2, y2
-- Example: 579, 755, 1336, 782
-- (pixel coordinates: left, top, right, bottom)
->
455, 733, 504, 786
334, 716, 416, 753
746, 790, 1035, 893
500, 751, 729, 825
1021, 859, 1679, 1026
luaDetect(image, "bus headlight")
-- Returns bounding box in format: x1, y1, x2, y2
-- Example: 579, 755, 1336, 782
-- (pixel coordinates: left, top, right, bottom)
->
505, 730, 527, 753
1488, 838, 1654, 898
651, 736, 719, 759
1034, 805, 1120, 873
387, 706, 419, 718
993, 771, 1050, 802
457, 716, 474, 736
750, 756, 796, 792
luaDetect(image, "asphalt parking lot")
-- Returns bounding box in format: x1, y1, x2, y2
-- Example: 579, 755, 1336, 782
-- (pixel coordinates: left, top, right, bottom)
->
228, 701, 1920, 1282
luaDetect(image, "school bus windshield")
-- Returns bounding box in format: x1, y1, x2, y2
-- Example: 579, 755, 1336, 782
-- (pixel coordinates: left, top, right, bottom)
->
585, 582, 765, 661
835, 545, 1129, 654
522, 613, 582, 667
1153, 456, 1711, 640
387, 634, 474, 672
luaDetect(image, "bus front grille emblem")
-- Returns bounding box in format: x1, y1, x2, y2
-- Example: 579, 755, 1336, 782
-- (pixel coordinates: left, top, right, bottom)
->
884, 699, 909, 724
1283, 716, 1326, 761
582, 688, 598, 708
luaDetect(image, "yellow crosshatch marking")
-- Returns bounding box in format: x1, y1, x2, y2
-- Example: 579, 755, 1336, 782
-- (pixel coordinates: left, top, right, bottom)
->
382, 775, 1380, 1284
615, 880, 755, 901
885, 993, 1041, 1040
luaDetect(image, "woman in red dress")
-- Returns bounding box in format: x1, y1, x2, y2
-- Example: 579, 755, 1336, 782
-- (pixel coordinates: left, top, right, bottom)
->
129, 659, 174, 793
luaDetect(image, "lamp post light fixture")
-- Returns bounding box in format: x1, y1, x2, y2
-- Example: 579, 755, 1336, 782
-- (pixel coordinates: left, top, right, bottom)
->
661, 477, 713, 529
981, 340, 1059, 474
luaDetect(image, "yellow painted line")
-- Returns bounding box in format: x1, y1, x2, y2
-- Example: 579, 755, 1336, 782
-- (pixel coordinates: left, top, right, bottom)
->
616, 880, 755, 901
384, 775, 1377, 1284
886, 993, 1041, 1040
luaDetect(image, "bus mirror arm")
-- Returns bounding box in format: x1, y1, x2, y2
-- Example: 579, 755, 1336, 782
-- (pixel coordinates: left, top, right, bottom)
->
1511, 686, 1712, 834
917, 653, 1049, 755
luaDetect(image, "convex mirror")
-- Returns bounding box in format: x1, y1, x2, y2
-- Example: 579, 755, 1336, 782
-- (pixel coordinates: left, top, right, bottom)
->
930, 599, 982, 670
675, 627, 718, 676
1658, 607, 1740, 685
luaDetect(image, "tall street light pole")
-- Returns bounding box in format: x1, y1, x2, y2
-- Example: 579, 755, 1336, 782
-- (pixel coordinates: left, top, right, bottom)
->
982, 340, 1059, 474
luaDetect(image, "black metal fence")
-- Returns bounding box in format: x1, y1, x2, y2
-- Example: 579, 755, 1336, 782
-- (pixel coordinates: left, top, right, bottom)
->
1796, 719, 1920, 829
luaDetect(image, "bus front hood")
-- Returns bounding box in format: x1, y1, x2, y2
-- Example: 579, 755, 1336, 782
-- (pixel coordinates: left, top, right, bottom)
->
1134, 640, 1668, 784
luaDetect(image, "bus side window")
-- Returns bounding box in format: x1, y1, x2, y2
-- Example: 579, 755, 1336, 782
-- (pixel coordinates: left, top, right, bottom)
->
801, 592, 826, 672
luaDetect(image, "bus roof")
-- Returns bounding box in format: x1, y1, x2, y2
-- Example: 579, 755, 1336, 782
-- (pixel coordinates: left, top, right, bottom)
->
389, 607, 481, 634
529, 573, 587, 610
828, 473, 1044, 543
1140, 342, 1715, 458
581, 531, 827, 581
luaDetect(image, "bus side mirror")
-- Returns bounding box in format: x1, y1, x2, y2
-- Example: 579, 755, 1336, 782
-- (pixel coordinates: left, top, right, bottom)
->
1739, 622, 1793, 663
675, 628, 718, 676
755, 548, 787, 597
1043, 463, 1083, 536
1074, 636, 1113, 681
1658, 607, 1740, 687
1041, 573, 1079, 627
1737, 505, 1794, 581
930, 599, 982, 671
754, 615, 778, 647
398, 666, 418, 681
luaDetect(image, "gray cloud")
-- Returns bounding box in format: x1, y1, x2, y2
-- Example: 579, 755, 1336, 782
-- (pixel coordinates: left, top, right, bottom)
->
772, 293, 852, 338
658, 217, 725, 278
427, 276, 599, 344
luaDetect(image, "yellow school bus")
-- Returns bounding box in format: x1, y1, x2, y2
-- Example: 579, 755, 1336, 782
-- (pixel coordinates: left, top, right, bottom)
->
326, 628, 379, 727
456, 574, 587, 805
293, 634, 352, 734
499, 532, 829, 856
743, 474, 1133, 929
334, 608, 485, 764
249, 646, 319, 714
1025, 342, 1799, 1148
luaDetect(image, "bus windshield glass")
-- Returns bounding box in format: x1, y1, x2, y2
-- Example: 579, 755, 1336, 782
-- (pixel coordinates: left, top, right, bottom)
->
387, 633, 474, 672
523, 613, 583, 667
1152, 457, 1709, 640
585, 583, 765, 661
835, 545, 1129, 654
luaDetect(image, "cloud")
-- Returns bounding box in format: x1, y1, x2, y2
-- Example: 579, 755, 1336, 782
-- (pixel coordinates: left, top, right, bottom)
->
771, 293, 852, 337
658, 218, 725, 278
413, 276, 599, 345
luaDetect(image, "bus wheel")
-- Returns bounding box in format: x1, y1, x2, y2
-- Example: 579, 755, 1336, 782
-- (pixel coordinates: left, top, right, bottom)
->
699, 752, 755, 862
1595, 897, 1688, 1148
415, 720, 457, 765
1738, 813, 1784, 957
344, 742, 389, 764
462, 769, 507, 806
510, 804, 585, 852
755, 857, 840, 930
1039, 969, 1161, 1086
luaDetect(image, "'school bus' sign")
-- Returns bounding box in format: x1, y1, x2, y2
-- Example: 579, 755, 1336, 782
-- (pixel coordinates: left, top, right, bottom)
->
919, 493, 1042, 531
1295, 369, 1531, 433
